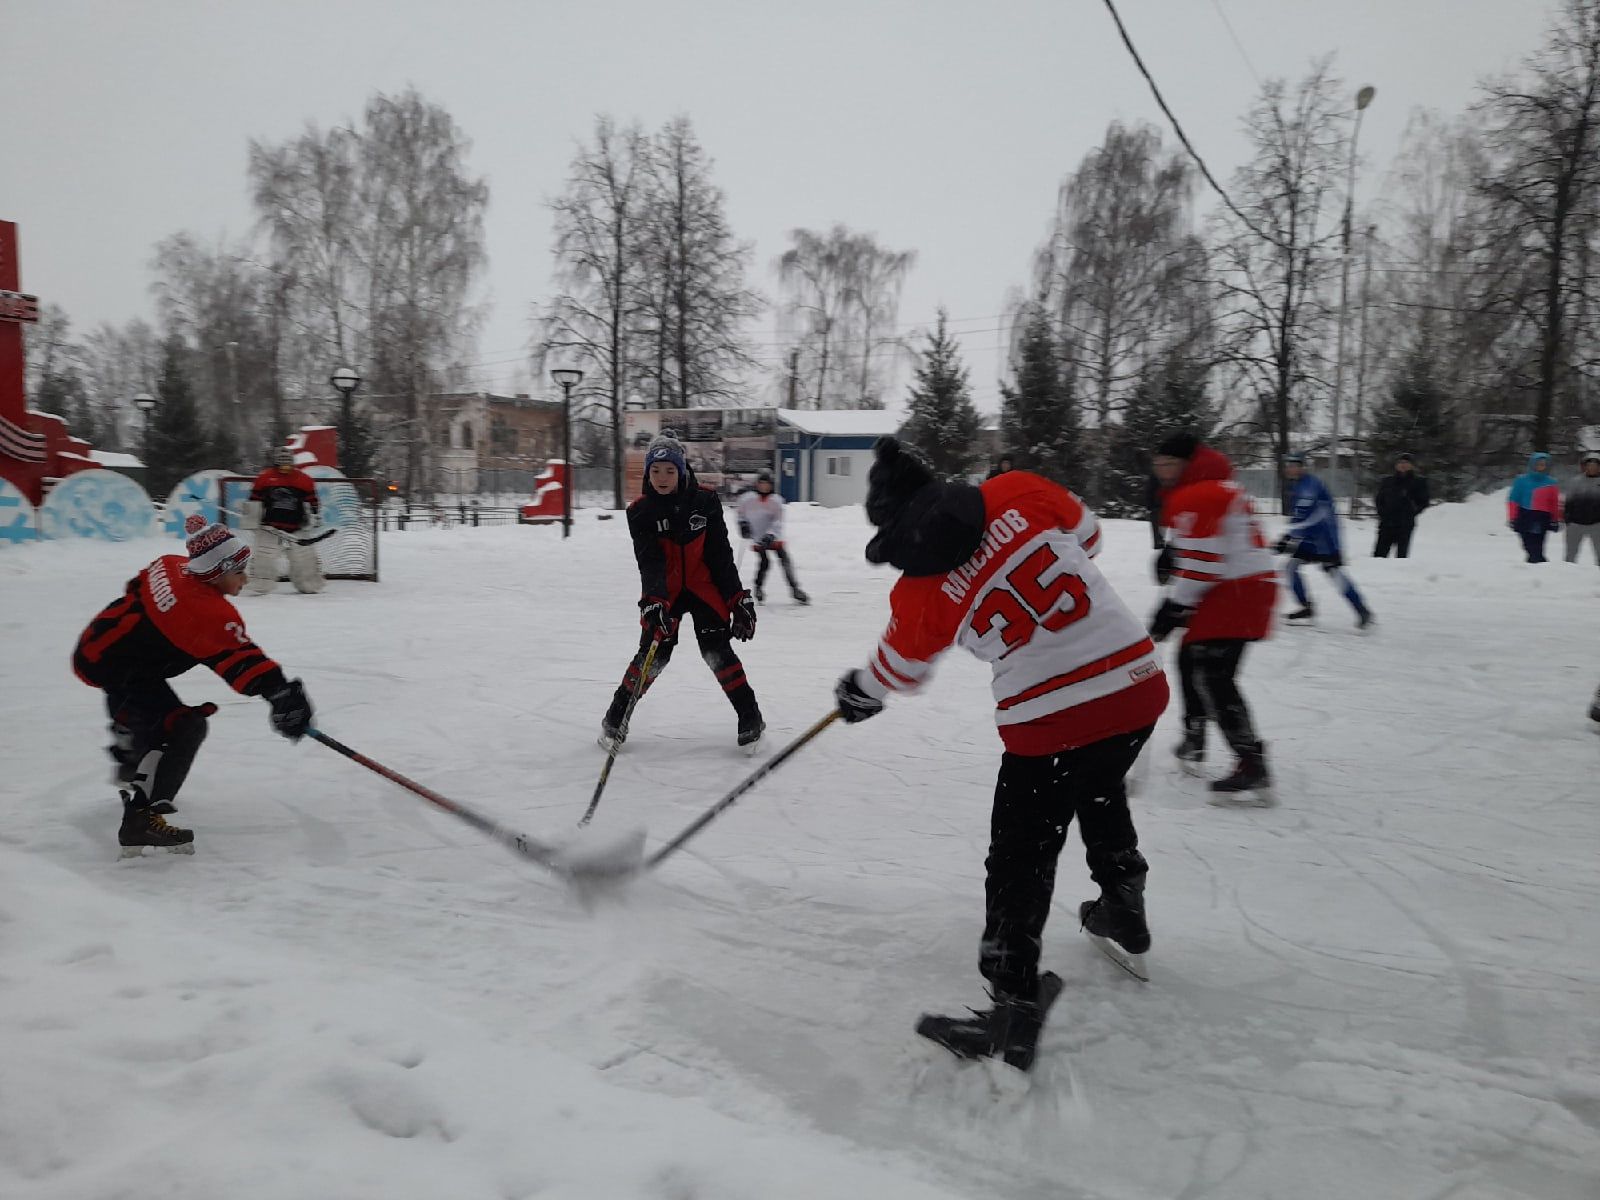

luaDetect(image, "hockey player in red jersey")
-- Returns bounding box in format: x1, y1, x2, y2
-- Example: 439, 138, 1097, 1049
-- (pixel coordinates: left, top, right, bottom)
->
245, 447, 324, 595
1149, 433, 1277, 798
73, 516, 315, 855
601, 432, 765, 751
833, 438, 1168, 1070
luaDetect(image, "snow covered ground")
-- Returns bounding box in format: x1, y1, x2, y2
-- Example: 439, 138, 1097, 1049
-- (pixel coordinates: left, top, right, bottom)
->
3, 494, 1598, 1200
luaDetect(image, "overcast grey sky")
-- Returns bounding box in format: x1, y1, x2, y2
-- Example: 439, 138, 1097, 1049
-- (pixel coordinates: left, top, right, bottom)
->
2, 0, 1544, 412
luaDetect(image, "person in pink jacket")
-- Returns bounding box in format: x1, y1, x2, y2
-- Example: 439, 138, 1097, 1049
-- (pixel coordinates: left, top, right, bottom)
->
1507, 452, 1563, 563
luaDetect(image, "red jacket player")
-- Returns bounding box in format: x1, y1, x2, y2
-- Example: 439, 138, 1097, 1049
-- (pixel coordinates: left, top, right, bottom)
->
601, 433, 764, 751
1148, 433, 1276, 798
246, 448, 325, 594
73, 516, 315, 855
833, 438, 1168, 1071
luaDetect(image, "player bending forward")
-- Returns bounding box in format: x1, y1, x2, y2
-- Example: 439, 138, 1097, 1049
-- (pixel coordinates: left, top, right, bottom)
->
833, 438, 1168, 1071
244, 447, 325, 594
601, 433, 765, 752
72, 516, 315, 855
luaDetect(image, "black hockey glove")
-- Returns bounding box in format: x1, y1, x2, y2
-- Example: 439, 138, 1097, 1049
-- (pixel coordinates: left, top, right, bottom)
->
834, 670, 885, 724
730, 592, 758, 641
759, 533, 778, 550
1149, 600, 1194, 644
1274, 535, 1299, 556
1153, 545, 1174, 585
738, 519, 753, 540
266, 679, 313, 742
640, 598, 672, 633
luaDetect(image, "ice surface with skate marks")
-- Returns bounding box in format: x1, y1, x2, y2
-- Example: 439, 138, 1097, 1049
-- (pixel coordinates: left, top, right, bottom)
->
2, 491, 1598, 1199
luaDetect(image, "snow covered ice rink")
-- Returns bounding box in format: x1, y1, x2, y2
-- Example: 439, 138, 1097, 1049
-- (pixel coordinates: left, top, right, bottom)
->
3, 496, 1598, 1200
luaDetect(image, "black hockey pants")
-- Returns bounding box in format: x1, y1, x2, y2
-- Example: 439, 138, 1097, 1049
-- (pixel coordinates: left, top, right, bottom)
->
104, 680, 211, 810
753, 545, 801, 596
1178, 640, 1260, 755
979, 726, 1153, 997
607, 595, 758, 724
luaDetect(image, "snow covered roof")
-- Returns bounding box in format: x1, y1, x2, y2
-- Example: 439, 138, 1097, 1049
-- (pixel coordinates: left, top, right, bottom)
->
89, 450, 144, 468
776, 408, 903, 437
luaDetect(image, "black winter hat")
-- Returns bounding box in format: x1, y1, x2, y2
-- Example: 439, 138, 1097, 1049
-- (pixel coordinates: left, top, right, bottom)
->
864, 437, 935, 528
1155, 433, 1199, 460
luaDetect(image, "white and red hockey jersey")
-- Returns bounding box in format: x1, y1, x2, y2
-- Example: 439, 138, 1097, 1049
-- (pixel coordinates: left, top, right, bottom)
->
858, 472, 1168, 756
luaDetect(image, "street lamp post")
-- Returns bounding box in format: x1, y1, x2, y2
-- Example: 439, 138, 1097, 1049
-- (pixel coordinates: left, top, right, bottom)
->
331, 366, 361, 474
134, 392, 157, 487
1330, 84, 1375, 513
550, 368, 583, 539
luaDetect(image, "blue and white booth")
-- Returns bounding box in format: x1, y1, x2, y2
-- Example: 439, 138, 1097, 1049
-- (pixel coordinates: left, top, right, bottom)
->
774, 409, 903, 508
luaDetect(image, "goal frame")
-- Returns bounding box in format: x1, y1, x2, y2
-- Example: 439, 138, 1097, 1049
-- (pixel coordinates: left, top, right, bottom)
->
219, 475, 382, 583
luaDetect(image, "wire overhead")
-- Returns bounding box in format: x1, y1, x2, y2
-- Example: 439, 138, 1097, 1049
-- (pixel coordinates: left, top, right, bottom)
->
1098, 0, 1283, 250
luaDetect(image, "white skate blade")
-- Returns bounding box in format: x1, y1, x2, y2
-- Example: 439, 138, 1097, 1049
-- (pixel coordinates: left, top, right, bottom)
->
1085, 931, 1149, 981
119, 843, 195, 859
1207, 786, 1275, 808
740, 736, 764, 757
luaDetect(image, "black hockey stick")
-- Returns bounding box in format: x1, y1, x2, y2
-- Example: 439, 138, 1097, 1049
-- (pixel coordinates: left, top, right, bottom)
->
307, 728, 640, 880
643, 710, 839, 871
581, 629, 666, 826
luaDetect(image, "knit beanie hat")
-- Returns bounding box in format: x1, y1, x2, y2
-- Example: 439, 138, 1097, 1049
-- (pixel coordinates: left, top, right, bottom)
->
183, 513, 251, 580
644, 432, 688, 487
1154, 433, 1199, 460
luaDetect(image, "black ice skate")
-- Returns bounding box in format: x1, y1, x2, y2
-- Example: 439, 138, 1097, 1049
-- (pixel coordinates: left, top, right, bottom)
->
598, 713, 629, 754
1174, 719, 1206, 773
119, 803, 194, 858
915, 972, 1064, 1072
737, 709, 766, 752
1285, 605, 1315, 624
792, 588, 810, 606
754, 585, 765, 604
1356, 609, 1375, 631
1590, 693, 1600, 724
1208, 744, 1273, 804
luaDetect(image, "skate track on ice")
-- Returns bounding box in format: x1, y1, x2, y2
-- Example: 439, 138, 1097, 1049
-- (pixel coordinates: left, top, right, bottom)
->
3, 494, 1598, 1199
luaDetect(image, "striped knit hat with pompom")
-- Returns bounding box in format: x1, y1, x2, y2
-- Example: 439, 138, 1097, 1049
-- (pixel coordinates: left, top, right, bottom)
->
183, 513, 252, 580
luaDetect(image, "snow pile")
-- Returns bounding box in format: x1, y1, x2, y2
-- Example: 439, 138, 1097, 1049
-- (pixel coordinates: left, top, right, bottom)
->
2, 497, 1599, 1199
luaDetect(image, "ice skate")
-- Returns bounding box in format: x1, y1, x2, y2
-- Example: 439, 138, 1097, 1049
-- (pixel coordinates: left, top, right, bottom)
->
118, 803, 194, 858
1174, 719, 1206, 775
915, 972, 1064, 1072
1079, 879, 1150, 980
737, 709, 765, 754
1208, 744, 1273, 805
1356, 609, 1375, 631
1285, 605, 1315, 625
792, 588, 810, 606
598, 712, 629, 755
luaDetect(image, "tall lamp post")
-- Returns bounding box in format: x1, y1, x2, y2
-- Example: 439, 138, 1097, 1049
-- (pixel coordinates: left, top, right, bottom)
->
134, 392, 157, 489
331, 366, 361, 473
1330, 84, 1376, 512
550, 368, 583, 539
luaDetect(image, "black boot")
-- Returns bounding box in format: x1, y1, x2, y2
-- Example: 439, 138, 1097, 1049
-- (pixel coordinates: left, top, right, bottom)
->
119, 799, 194, 857
1210, 742, 1271, 797
1174, 718, 1206, 767
792, 587, 810, 606
737, 701, 765, 749
1079, 874, 1150, 955
915, 972, 1064, 1072
1286, 605, 1315, 623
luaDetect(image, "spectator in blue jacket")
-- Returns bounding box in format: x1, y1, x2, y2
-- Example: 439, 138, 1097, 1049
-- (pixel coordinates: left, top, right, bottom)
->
1507, 452, 1563, 563
1276, 453, 1373, 629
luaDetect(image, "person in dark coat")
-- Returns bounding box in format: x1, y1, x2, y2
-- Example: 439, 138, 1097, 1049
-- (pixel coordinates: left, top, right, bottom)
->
985, 454, 1015, 480
1373, 453, 1430, 558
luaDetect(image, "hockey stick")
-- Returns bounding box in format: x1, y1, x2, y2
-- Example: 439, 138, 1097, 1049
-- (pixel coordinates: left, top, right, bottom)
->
581, 629, 666, 826
307, 728, 641, 880
185, 493, 337, 546
643, 710, 840, 871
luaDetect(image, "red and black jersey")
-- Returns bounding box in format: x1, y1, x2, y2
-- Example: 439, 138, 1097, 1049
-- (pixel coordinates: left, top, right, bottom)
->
73, 555, 287, 697
627, 469, 743, 618
249, 466, 320, 531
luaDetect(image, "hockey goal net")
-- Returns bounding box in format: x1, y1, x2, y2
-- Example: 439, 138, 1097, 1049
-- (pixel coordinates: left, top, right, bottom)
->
220, 475, 382, 582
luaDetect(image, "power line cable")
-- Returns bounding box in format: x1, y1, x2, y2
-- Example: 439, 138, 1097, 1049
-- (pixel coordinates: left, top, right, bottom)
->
1098, 0, 1283, 250
1208, 0, 1263, 87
